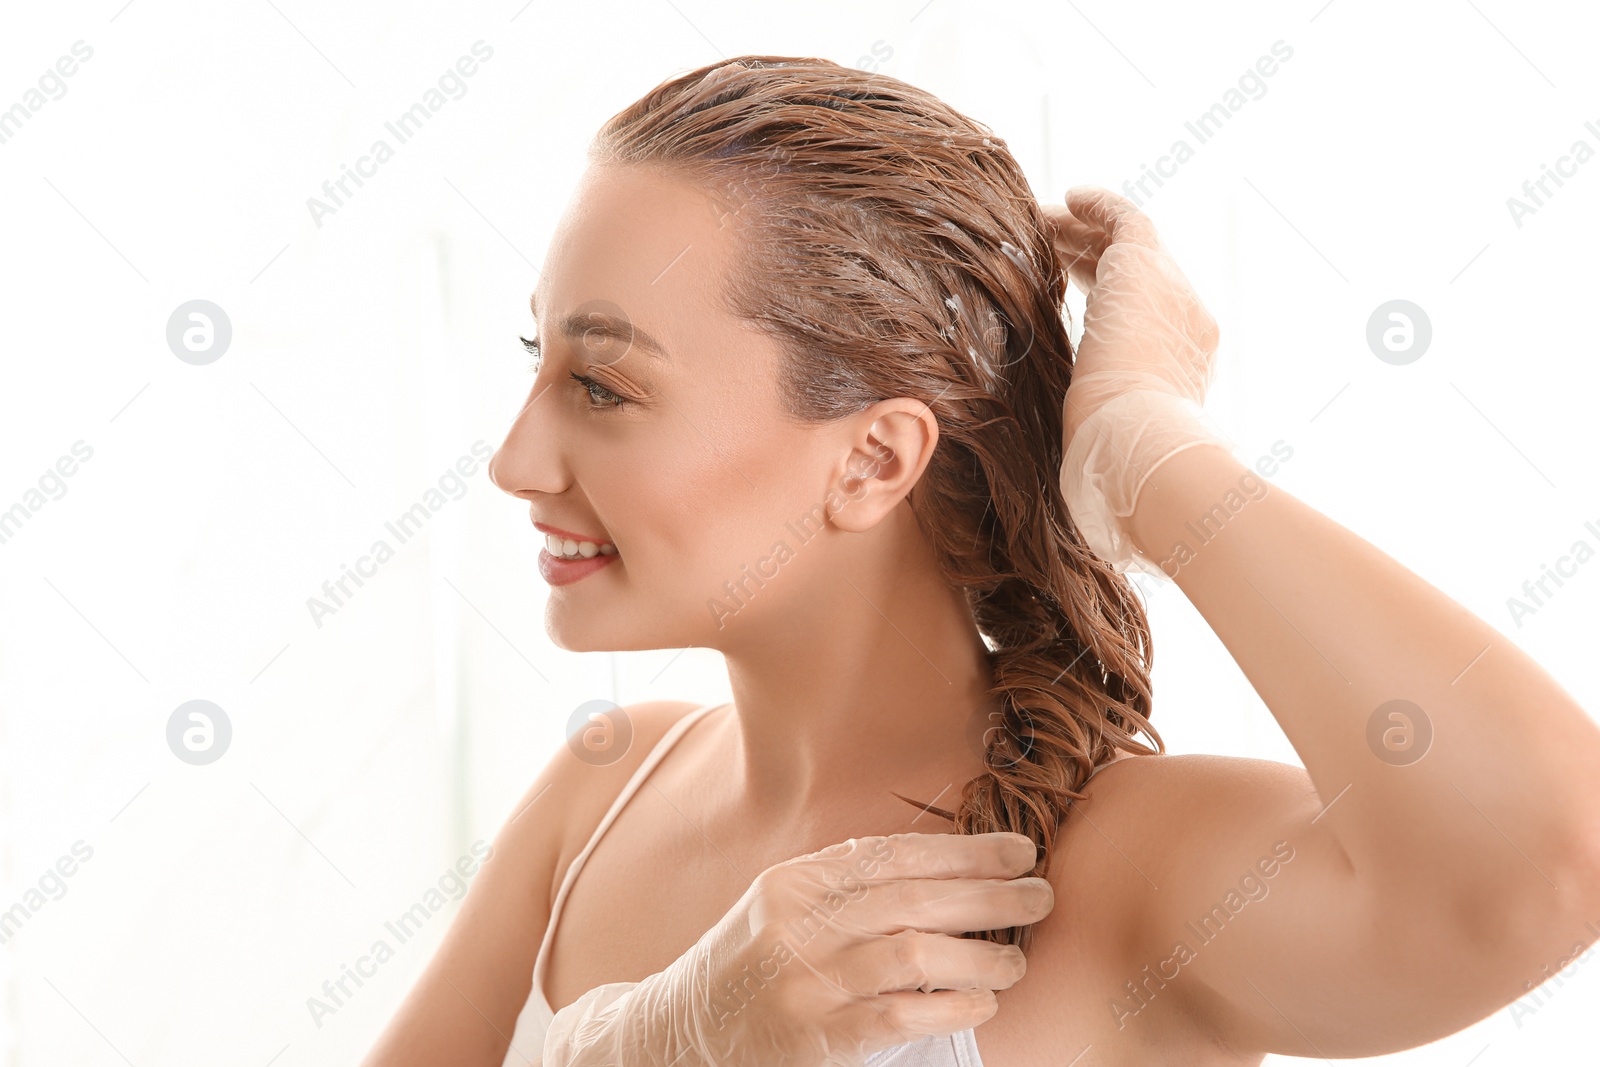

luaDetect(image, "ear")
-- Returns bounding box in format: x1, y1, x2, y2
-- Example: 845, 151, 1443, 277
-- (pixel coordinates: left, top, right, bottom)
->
826, 398, 939, 533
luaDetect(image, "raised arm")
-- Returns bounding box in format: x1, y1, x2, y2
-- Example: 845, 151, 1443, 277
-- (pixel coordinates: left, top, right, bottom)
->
1041, 181, 1600, 1055
1119, 440, 1600, 1055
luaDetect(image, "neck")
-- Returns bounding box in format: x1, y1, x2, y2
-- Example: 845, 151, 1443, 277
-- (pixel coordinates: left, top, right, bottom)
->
718, 516, 997, 826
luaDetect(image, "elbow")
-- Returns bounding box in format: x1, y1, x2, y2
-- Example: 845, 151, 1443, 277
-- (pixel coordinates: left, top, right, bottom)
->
1500, 823, 1600, 955
1569, 819, 1600, 914
1538, 787, 1600, 917
1428, 823, 1600, 969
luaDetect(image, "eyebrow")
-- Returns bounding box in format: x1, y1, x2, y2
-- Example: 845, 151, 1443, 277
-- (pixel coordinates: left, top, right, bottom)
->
528, 291, 672, 363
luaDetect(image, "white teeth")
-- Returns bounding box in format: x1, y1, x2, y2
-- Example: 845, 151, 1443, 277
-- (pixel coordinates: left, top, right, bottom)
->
545, 532, 616, 560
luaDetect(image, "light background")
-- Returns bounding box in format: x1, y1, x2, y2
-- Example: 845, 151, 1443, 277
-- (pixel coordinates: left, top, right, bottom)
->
1, 0, 1597, 1064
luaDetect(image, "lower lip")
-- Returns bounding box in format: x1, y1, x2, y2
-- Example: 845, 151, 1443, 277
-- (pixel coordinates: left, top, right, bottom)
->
538, 547, 620, 586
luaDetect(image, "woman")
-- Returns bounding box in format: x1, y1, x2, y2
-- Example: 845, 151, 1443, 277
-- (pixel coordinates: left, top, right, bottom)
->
361, 56, 1600, 1066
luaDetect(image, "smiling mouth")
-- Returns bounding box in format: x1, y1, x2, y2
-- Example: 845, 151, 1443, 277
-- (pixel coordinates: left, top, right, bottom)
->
543, 533, 618, 561
532, 519, 619, 561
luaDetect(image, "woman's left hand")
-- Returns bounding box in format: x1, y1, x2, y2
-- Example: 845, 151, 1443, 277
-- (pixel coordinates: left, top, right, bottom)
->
1040, 186, 1235, 574
1040, 186, 1221, 451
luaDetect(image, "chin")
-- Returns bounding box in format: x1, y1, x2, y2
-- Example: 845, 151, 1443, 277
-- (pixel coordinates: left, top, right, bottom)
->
543, 606, 605, 653
541, 603, 647, 654
544, 594, 713, 655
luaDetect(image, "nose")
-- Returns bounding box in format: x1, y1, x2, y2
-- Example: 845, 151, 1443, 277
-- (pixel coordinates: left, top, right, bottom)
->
488, 378, 566, 501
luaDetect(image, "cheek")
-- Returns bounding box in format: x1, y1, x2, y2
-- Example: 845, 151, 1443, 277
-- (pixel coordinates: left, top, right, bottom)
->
616, 418, 823, 596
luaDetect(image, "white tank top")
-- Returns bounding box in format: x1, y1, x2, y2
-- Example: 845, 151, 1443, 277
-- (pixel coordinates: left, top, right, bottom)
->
501, 701, 985, 1067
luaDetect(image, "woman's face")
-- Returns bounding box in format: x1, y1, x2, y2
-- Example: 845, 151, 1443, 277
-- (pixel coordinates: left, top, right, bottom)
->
489, 163, 850, 652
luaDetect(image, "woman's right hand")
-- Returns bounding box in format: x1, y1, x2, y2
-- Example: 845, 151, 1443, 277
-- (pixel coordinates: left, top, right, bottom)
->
541, 831, 1051, 1067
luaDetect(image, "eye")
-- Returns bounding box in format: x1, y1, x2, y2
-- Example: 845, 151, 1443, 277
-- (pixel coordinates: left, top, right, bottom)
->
569, 372, 628, 410
521, 334, 629, 410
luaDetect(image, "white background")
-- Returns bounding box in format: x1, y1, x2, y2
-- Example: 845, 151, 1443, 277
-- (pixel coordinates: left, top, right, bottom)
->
1, 0, 1597, 1064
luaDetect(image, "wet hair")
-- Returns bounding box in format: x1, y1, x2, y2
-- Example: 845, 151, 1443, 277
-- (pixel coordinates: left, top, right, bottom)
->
591, 55, 1163, 951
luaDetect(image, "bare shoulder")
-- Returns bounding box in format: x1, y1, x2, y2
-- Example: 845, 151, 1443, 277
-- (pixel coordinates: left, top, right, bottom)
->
553, 699, 713, 811
1075, 749, 1318, 825
540, 700, 716, 898
355, 700, 713, 1063
1051, 750, 1322, 899
1036, 751, 1348, 1049
475, 699, 714, 914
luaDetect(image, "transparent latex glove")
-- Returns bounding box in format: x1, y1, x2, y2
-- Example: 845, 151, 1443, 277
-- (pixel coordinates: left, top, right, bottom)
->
1041, 186, 1242, 578
542, 832, 1049, 1067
